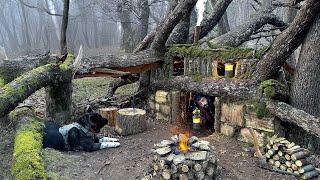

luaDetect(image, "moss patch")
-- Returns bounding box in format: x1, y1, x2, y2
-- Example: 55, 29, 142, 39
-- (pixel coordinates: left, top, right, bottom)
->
251, 100, 269, 119
258, 79, 277, 98
167, 44, 267, 61
10, 108, 46, 180
59, 54, 74, 71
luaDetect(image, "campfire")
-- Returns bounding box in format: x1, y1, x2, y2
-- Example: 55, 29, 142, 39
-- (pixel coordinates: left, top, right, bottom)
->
142, 134, 218, 180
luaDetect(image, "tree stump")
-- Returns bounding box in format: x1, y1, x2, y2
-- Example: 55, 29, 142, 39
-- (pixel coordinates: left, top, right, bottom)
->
99, 107, 118, 127
115, 108, 146, 135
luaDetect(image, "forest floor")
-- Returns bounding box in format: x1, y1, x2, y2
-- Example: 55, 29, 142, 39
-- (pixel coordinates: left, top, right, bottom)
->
0, 77, 302, 180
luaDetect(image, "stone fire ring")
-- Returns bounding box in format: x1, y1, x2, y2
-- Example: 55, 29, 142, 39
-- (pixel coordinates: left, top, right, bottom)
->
142, 135, 218, 180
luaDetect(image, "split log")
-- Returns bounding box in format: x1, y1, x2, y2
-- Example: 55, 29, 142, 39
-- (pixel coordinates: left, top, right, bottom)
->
299, 164, 315, 174
162, 169, 171, 180
295, 159, 308, 167
291, 150, 310, 161
301, 170, 319, 180
9, 106, 45, 180
99, 107, 118, 127
115, 108, 147, 136
0, 53, 76, 118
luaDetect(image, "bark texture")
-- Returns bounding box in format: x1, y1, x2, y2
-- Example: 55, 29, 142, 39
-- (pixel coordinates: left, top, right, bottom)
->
60, 0, 70, 54
205, 10, 286, 47
291, 14, 320, 116
153, 76, 255, 98
288, 14, 320, 153
251, 0, 320, 84
151, 0, 198, 53
266, 101, 320, 138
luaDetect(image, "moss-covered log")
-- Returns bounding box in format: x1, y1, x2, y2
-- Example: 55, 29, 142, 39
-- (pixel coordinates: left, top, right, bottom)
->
9, 106, 45, 180
0, 54, 75, 118
0, 53, 55, 87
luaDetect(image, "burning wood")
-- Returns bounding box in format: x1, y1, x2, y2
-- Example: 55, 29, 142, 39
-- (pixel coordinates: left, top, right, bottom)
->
142, 134, 217, 180
264, 135, 319, 179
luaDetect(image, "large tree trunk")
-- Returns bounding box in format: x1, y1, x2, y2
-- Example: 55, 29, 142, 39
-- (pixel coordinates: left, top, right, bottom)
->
288, 14, 320, 152
250, 0, 320, 84
118, 0, 134, 52
137, 0, 150, 42
60, 0, 70, 54
291, 14, 320, 116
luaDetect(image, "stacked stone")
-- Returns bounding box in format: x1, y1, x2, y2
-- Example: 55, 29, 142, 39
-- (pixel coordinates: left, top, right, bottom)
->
265, 136, 319, 179
148, 90, 180, 123
219, 101, 274, 147
142, 135, 218, 180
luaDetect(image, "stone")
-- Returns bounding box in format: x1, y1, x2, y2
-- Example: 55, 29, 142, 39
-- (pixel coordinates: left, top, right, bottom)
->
160, 140, 174, 146
192, 141, 211, 151
156, 112, 169, 122
155, 147, 172, 156
155, 103, 160, 111
245, 114, 274, 132
171, 135, 179, 143
173, 154, 186, 165
187, 136, 199, 144
155, 90, 169, 104
148, 100, 155, 110
159, 104, 171, 115
186, 151, 208, 161
220, 123, 235, 137
166, 153, 175, 162
238, 128, 264, 147
221, 103, 245, 127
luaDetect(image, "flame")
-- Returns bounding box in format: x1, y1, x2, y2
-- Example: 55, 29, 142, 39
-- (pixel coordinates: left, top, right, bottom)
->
179, 132, 190, 153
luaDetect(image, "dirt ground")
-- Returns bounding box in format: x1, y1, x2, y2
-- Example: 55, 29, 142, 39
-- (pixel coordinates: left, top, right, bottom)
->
0, 77, 304, 180
40, 122, 296, 180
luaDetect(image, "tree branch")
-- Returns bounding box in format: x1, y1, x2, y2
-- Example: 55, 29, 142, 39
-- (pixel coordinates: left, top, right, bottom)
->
250, 0, 320, 84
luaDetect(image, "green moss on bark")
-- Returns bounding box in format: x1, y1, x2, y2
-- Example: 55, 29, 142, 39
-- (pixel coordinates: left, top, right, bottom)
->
258, 79, 277, 98
59, 54, 74, 71
10, 107, 46, 180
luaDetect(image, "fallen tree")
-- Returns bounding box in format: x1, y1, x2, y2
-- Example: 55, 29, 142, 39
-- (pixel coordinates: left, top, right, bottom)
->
0, 52, 54, 86
9, 106, 45, 180
0, 53, 76, 118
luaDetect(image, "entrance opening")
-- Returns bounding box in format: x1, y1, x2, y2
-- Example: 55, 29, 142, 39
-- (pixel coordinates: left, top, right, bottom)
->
177, 91, 215, 137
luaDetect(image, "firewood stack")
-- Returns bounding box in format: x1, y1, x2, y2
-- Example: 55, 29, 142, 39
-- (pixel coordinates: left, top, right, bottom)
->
265, 136, 319, 179
142, 134, 218, 180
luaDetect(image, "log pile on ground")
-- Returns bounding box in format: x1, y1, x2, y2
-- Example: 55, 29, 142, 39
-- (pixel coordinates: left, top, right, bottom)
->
265, 136, 319, 179
142, 134, 217, 180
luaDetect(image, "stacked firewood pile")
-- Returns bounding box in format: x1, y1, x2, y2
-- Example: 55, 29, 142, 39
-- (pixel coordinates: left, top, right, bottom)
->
265, 136, 319, 179
142, 134, 218, 180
